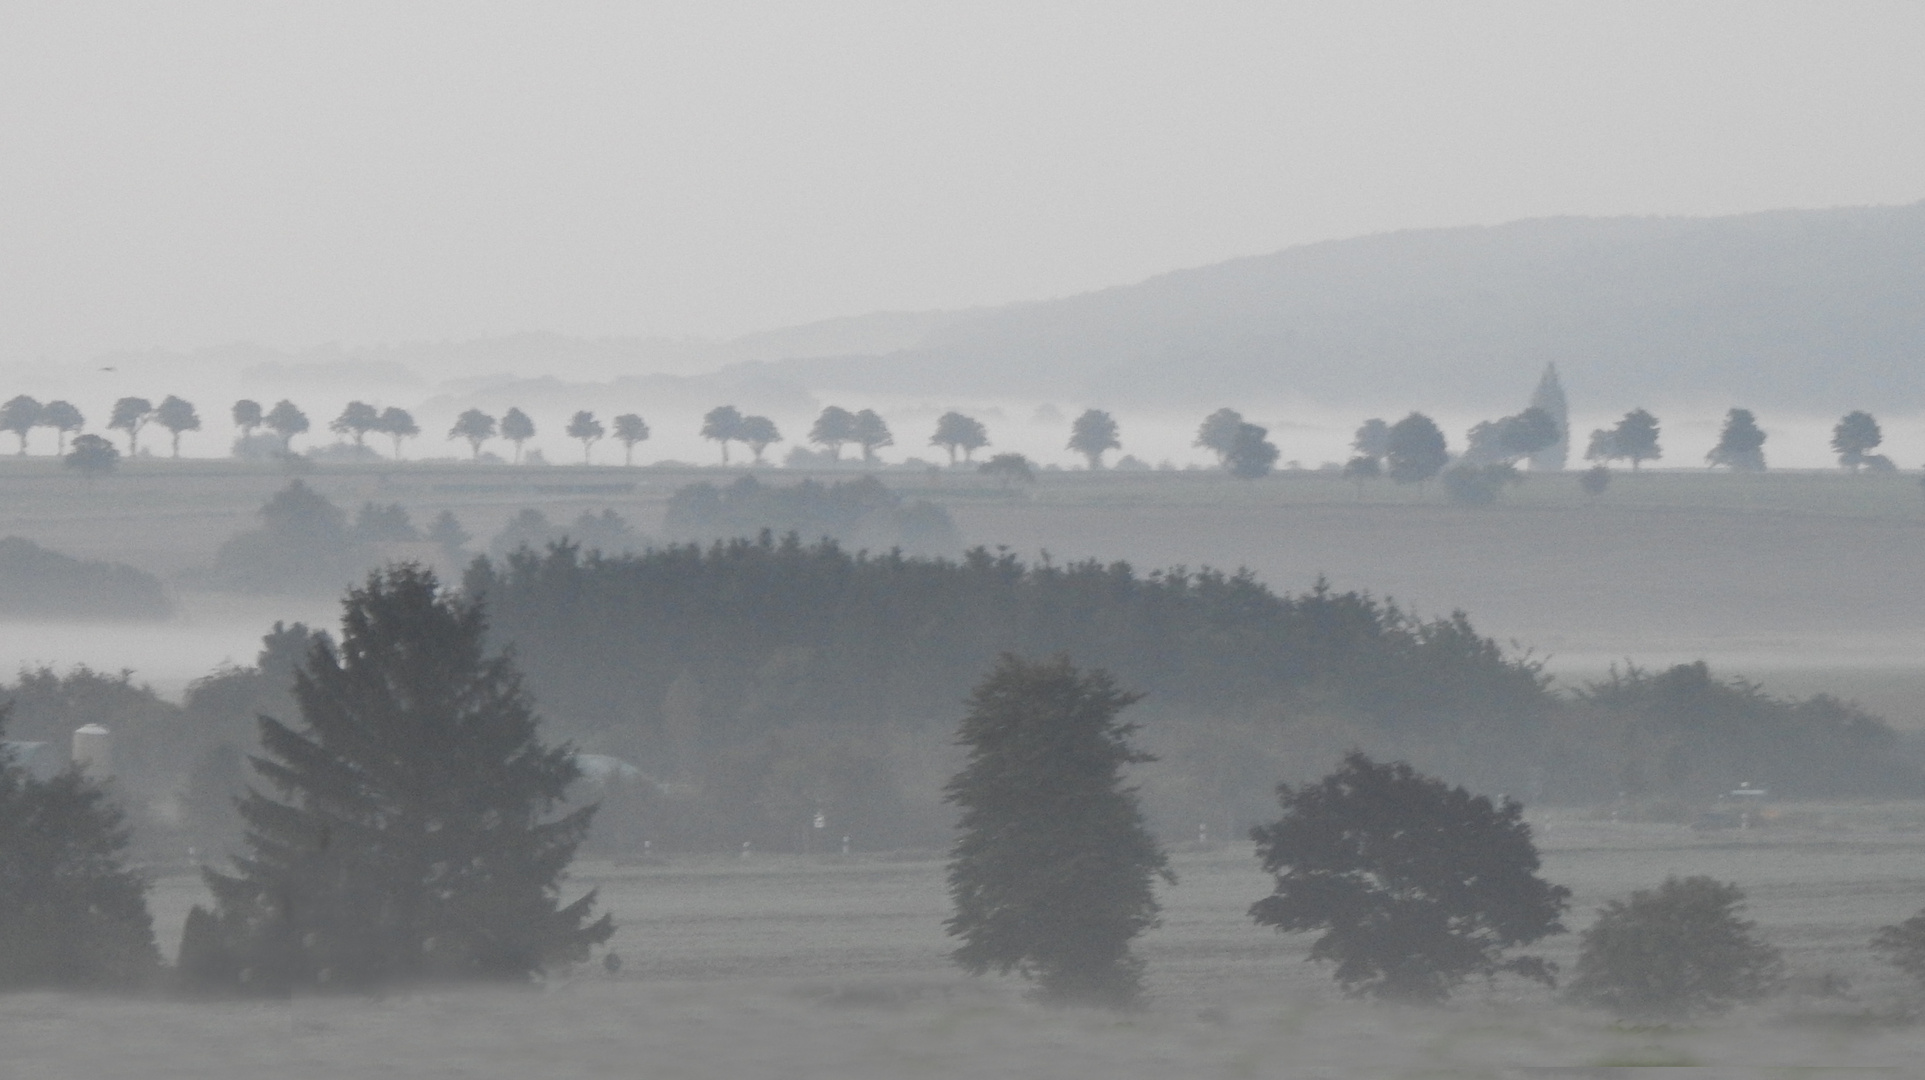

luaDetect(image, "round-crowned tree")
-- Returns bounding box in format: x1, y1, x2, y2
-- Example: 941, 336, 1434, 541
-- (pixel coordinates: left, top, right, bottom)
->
1250, 752, 1569, 1002
1566, 876, 1784, 1019
181, 565, 613, 991
945, 655, 1172, 1006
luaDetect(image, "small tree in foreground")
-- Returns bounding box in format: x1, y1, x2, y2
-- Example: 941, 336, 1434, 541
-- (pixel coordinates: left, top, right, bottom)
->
182, 565, 613, 991
0, 719, 159, 989
1566, 876, 1784, 1019
945, 655, 1173, 1006
1250, 752, 1569, 1003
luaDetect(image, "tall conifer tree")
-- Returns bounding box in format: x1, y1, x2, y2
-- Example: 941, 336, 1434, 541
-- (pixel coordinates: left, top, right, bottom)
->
944, 655, 1171, 1005
184, 565, 612, 990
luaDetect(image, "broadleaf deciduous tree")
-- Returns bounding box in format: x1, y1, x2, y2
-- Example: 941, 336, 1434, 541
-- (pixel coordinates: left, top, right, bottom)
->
1250, 752, 1569, 1002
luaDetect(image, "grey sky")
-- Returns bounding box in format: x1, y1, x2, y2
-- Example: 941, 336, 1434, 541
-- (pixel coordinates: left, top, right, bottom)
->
4, 1, 1923, 359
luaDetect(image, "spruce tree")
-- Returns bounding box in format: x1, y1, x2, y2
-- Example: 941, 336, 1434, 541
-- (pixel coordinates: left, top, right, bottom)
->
184, 564, 612, 991
944, 655, 1172, 1005
0, 719, 158, 989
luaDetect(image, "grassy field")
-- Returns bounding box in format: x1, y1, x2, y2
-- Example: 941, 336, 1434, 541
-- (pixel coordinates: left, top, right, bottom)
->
18, 801, 1925, 1077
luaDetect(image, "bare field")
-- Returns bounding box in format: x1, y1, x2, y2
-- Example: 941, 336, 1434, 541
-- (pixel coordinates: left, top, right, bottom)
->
36, 802, 1925, 1078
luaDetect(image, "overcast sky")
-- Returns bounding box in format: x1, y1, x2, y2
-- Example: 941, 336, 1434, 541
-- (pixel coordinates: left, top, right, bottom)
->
4, 1, 1923, 359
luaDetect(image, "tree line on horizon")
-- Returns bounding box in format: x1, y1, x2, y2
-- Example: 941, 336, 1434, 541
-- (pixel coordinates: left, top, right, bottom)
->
0, 389, 1911, 489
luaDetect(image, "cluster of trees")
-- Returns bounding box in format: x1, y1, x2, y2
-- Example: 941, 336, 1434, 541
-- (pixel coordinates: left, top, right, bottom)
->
943, 663, 1884, 1015
0, 568, 612, 995
203, 481, 471, 593
662, 475, 958, 555
467, 537, 1915, 842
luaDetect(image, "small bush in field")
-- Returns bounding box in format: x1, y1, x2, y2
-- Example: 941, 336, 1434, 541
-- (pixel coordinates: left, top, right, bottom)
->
1566, 876, 1784, 1019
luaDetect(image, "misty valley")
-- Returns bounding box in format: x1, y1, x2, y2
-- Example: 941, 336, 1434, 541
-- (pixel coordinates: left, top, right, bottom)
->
2, 445, 1925, 1075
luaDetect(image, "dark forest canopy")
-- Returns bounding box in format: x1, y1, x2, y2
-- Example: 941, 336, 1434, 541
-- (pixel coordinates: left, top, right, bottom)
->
467, 537, 1919, 807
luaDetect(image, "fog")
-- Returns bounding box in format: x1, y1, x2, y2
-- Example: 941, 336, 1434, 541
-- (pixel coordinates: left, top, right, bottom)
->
7, 2, 1925, 1075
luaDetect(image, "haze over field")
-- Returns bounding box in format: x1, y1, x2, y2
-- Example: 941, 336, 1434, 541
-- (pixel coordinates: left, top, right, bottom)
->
9, 2, 1925, 1074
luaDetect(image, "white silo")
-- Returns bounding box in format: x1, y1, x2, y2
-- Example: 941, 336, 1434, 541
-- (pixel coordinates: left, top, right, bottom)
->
71, 724, 112, 780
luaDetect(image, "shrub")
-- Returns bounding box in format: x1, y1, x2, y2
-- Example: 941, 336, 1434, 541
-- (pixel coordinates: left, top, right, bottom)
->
1566, 876, 1785, 1019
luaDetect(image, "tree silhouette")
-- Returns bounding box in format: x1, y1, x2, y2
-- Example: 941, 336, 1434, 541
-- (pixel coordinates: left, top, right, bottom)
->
1385, 413, 1448, 486
931, 411, 989, 465
449, 409, 497, 460
264, 400, 309, 454
945, 655, 1172, 1005
1831, 410, 1881, 471
979, 452, 1036, 488
612, 414, 649, 466
0, 720, 159, 989
1343, 454, 1381, 495
566, 411, 605, 464
702, 406, 744, 464
500, 407, 536, 464
155, 396, 201, 458
1068, 409, 1121, 469
329, 402, 380, 449
1353, 418, 1391, 461
809, 406, 857, 462
1250, 752, 1568, 1002
426, 510, 472, 560
40, 401, 83, 455
183, 566, 613, 991
738, 416, 781, 464
1706, 408, 1767, 471
852, 409, 893, 464
0, 396, 41, 455
376, 407, 418, 459
63, 434, 119, 476
1226, 422, 1280, 479
1464, 406, 1559, 466
1567, 877, 1783, 1019
109, 397, 154, 456
1606, 409, 1662, 470
232, 399, 263, 441
1580, 464, 1611, 497
1195, 408, 1244, 466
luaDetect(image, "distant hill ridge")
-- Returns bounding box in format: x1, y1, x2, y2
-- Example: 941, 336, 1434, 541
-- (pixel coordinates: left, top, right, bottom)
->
729, 201, 1925, 410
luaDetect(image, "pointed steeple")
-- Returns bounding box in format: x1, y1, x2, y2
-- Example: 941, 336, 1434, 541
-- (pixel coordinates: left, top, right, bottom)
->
1527, 364, 1569, 471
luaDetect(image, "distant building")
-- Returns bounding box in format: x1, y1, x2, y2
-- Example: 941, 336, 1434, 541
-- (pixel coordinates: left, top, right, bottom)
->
1527, 363, 1569, 471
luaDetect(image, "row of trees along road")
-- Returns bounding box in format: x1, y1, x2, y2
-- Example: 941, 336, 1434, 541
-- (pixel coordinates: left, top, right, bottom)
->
10, 565, 1925, 1012
3, 390, 1903, 477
